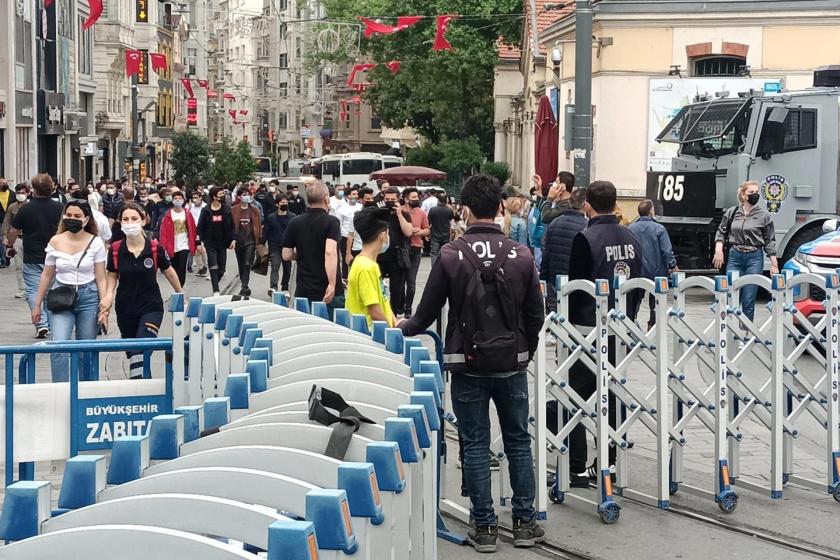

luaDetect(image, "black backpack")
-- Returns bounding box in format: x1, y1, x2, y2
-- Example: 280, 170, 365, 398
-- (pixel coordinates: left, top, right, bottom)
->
452, 237, 520, 373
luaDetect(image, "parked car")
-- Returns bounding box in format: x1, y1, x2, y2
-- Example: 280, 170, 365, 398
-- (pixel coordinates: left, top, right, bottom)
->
783, 219, 840, 319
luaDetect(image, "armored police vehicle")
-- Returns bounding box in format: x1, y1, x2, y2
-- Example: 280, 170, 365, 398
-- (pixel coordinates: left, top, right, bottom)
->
648, 66, 840, 272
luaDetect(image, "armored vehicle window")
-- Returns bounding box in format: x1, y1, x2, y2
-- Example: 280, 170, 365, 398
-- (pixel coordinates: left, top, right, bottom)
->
758, 108, 817, 155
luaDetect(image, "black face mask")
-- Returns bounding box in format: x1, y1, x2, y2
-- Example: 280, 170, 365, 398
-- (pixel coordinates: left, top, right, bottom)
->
64, 218, 84, 233
363, 201, 376, 208
279, 204, 288, 211
746, 193, 760, 206
409, 200, 421, 208
384, 200, 396, 209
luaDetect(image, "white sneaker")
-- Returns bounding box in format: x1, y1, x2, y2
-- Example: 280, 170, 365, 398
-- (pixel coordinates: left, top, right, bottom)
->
213, 292, 220, 297
15, 290, 24, 299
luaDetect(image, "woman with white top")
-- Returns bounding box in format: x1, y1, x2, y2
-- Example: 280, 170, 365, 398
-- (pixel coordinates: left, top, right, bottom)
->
32, 200, 108, 382
159, 190, 200, 287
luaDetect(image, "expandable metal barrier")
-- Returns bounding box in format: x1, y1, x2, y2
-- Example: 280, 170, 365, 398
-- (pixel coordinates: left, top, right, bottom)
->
0, 292, 459, 558
532, 270, 840, 525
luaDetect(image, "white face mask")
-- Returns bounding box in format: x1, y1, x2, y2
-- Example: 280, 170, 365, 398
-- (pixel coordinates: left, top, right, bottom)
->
122, 223, 143, 237
16, 194, 27, 202
379, 233, 390, 254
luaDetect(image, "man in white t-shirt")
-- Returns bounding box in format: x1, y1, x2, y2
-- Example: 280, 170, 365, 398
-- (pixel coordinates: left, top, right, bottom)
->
421, 190, 439, 213
188, 190, 208, 276
335, 186, 362, 279
329, 184, 347, 217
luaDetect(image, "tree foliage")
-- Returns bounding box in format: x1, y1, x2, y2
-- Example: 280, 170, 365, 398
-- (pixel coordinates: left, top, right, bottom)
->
170, 131, 211, 188
211, 138, 258, 186
438, 136, 485, 178
481, 160, 511, 185
404, 143, 444, 169
318, 0, 521, 156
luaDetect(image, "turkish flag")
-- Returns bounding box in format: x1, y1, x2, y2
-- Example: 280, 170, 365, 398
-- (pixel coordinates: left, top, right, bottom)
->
125, 49, 142, 77
346, 63, 375, 88
181, 78, 194, 98
433, 15, 458, 51
149, 52, 168, 73
228, 109, 238, 123
223, 93, 236, 101
358, 16, 422, 39
197, 79, 209, 89
386, 60, 401, 74
149, 53, 167, 74
82, 0, 103, 30
238, 109, 248, 116
207, 90, 218, 98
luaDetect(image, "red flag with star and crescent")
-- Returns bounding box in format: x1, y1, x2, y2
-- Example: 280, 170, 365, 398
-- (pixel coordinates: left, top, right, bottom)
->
125, 50, 142, 77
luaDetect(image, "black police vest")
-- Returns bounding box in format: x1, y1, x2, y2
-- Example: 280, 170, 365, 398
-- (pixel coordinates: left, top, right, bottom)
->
581, 218, 643, 285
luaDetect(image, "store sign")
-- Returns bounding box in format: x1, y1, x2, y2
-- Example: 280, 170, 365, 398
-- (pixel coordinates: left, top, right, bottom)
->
137, 50, 149, 84
136, 0, 148, 22
76, 395, 169, 450
187, 98, 197, 125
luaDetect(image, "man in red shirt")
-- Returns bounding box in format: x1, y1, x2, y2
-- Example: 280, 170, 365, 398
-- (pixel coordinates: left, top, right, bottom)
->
402, 187, 430, 318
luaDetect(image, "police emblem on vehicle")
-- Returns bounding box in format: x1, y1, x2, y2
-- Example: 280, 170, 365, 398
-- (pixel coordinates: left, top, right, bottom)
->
761, 174, 789, 214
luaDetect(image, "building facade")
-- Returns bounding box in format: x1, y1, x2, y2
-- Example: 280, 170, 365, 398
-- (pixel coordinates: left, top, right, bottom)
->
495, 0, 840, 199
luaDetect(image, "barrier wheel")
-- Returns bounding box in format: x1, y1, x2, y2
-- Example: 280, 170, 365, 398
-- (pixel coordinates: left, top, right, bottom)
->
549, 486, 565, 504
718, 493, 738, 514
599, 503, 620, 524
831, 482, 840, 503
669, 482, 679, 496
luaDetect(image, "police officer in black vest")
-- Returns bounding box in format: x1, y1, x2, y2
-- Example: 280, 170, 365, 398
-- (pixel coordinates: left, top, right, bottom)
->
566, 180, 644, 487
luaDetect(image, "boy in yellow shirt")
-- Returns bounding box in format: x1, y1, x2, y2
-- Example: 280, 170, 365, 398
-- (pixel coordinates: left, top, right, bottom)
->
346, 207, 396, 327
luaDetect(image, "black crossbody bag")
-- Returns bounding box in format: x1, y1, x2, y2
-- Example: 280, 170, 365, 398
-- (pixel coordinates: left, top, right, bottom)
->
46, 235, 96, 313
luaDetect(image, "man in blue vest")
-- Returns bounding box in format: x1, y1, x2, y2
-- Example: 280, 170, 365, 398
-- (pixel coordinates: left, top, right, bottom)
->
567, 180, 644, 487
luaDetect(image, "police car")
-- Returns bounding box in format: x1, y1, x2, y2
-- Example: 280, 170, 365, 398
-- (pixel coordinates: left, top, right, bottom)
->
783, 219, 840, 318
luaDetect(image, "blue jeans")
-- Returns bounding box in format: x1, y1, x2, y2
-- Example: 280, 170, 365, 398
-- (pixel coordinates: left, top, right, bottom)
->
48, 282, 100, 382
451, 371, 535, 526
23, 263, 49, 331
727, 248, 764, 322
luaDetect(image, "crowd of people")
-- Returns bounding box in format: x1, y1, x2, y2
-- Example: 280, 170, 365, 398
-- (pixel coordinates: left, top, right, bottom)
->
0, 167, 780, 554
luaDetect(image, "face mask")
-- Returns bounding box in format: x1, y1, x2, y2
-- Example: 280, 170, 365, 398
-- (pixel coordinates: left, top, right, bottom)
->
337, 192, 344, 199
279, 204, 288, 211
409, 200, 421, 208
363, 200, 376, 207
64, 218, 84, 233
384, 200, 396, 209
173, 199, 184, 208
140, 196, 149, 202
122, 223, 143, 237
268, 186, 276, 193
379, 234, 390, 254
349, 198, 357, 205
0, 184, 8, 191
241, 195, 253, 204
291, 190, 298, 196
16, 194, 27, 202
106, 188, 116, 195
746, 193, 760, 205
164, 195, 173, 203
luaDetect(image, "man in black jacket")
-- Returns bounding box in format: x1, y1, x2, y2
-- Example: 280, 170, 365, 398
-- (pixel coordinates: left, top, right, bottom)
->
400, 174, 545, 552
540, 187, 587, 312
567, 180, 644, 486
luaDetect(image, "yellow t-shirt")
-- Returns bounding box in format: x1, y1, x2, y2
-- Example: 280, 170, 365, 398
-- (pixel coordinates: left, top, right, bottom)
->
347, 254, 395, 327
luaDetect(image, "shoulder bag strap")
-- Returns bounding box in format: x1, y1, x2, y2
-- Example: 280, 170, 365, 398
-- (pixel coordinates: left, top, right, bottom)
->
74, 235, 97, 289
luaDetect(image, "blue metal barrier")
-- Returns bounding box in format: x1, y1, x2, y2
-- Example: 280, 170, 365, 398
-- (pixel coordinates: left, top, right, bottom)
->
2, 339, 175, 488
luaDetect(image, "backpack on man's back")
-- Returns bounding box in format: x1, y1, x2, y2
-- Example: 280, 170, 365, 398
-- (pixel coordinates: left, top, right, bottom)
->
452, 237, 520, 373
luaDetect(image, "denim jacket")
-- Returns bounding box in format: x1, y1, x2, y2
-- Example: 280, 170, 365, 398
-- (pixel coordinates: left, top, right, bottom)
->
627, 216, 677, 279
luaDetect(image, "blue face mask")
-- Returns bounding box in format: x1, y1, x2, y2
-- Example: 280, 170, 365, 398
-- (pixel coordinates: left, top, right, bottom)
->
379, 234, 390, 254
337, 191, 344, 199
